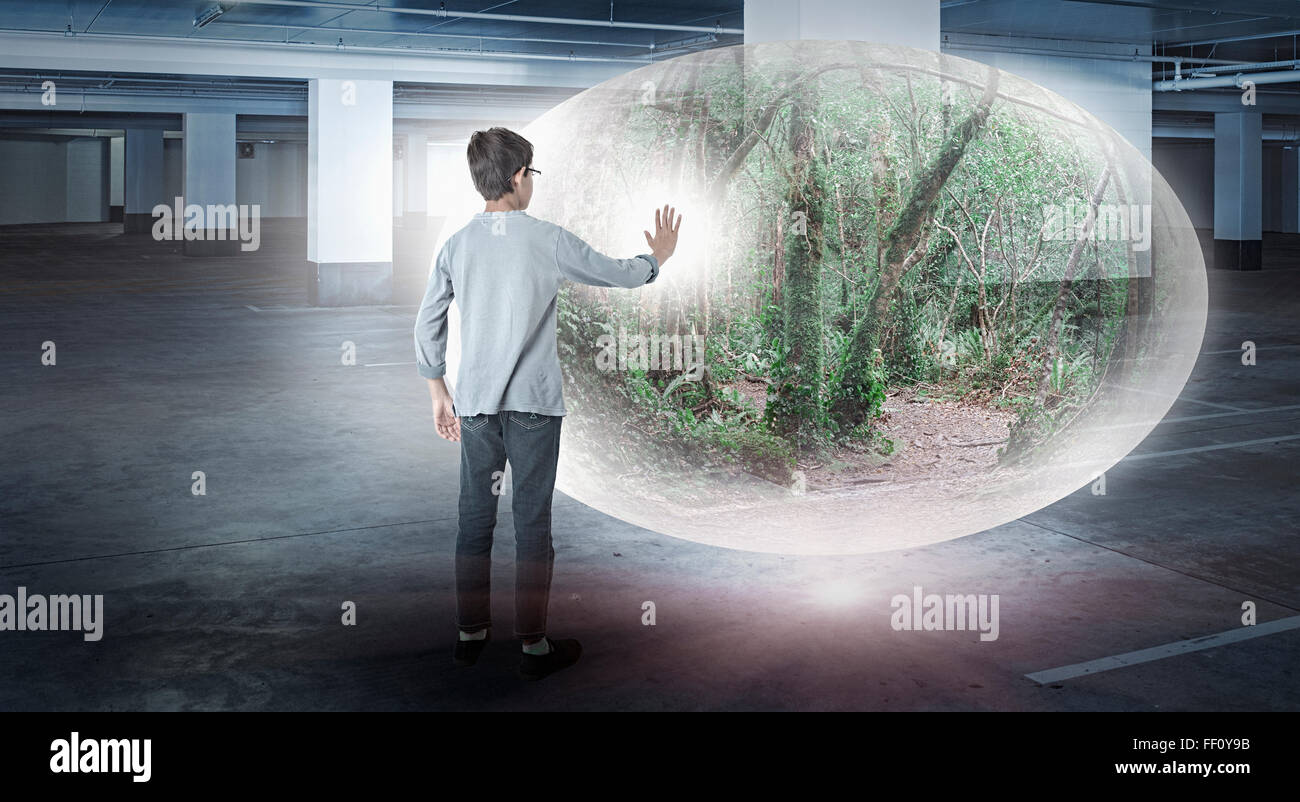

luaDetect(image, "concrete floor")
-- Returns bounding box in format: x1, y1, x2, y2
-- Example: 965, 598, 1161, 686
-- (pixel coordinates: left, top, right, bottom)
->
0, 221, 1296, 711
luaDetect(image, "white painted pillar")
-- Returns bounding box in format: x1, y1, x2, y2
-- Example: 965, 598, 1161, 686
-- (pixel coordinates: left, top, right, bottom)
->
182, 112, 237, 256
124, 129, 165, 234
109, 135, 123, 223
307, 78, 393, 305
1214, 112, 1262, 270
404, 132, 428, 229
744, 0, 938, 49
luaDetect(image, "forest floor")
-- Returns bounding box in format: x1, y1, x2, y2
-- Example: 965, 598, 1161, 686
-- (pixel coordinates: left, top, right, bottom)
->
731, 379, 1017, 492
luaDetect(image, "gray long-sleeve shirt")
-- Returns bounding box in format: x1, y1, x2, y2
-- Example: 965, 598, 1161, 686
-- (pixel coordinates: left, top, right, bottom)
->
414, 210, 659, 417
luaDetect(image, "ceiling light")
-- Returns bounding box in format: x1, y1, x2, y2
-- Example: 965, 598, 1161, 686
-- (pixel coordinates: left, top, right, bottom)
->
193, 4, 225, 29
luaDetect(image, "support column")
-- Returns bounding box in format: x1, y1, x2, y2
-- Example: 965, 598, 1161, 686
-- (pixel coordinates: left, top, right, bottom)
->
123, 129, 165, 234
182, 112, 238, 256
109, 136, 124, 222
308, 78, 393, 306
64, 137, 111, 223
1281, 146, 1300, 235
745, 0, 938, 49
403, 132, 428, 229
1214, 112, 1262, 271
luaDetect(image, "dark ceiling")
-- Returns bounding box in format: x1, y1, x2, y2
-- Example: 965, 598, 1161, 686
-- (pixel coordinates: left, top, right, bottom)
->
0, 1, 745, 62
1, 2, 1299, 64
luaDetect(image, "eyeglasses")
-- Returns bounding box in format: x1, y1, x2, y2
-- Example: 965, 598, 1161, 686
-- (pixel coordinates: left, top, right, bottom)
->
524, 167, 541, 177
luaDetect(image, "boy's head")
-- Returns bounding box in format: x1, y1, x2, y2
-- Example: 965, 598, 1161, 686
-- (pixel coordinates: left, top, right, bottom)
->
467, 127, 535, 207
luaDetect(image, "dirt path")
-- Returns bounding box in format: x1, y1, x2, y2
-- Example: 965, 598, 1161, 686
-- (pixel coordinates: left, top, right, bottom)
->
729, 380, 1016, 491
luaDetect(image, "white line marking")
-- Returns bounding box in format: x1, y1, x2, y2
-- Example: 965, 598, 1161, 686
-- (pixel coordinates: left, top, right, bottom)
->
1203, 343, 1300, 355
1026, 615, 1300, 685
1122, 433, 1300, 462
245, 305, 261, 312
1077, 403, 1300, 435
1103, 382, 1245, 411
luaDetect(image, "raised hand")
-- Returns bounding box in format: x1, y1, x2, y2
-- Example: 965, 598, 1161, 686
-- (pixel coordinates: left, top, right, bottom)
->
643, 204, 682, 267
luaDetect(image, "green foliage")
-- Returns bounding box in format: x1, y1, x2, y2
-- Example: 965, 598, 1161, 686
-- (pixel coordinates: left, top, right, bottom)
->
711, 426, 797, 485
549, 50, 1144, 483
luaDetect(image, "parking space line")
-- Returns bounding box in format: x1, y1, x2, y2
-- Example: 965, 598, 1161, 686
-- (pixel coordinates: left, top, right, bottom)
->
1026, 615, 1300, 685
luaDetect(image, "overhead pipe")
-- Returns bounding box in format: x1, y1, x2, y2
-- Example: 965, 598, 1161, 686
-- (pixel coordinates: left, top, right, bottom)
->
942, 39, 1245, 66
1173, 28, 1300, 48
233, 0, 744, 35
1154, 69, 1300, 92
1179, 58, 1300, 75
211, 19, 661, 49
0, 27, 654, 64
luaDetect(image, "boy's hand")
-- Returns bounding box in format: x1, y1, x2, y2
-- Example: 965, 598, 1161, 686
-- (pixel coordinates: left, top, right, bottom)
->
643, 204, 682, 267
427, 378, 460, 442
433, 397, 460, 442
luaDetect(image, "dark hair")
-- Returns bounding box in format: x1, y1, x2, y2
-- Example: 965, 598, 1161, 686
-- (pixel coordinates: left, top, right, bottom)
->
467, 127, 533, 201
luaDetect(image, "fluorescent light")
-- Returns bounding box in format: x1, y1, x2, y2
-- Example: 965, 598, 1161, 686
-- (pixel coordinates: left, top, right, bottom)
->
193, 4, 225, 29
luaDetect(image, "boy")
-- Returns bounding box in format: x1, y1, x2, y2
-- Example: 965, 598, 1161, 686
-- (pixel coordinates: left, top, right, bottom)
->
413, 127, 681, 680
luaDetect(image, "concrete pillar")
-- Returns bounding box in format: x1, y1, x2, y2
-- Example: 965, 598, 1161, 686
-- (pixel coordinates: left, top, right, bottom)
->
109, 136, 124, 222
404, 132, 428, 229
123, 129, 165, 234
307, 78, 393, 306
64, 137, 110, 223
183, 112, 238, 256
1281, 146, 1300, 235
744, 0, 939, 49
1214, 112, 1262, 270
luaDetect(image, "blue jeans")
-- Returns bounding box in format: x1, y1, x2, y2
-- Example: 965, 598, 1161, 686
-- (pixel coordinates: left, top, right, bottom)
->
455, 410, 562, 640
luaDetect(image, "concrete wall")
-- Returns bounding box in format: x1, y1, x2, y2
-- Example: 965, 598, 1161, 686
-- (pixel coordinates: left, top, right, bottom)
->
393, 152, 404, 217
945, 34, 1152, 167
0, 138, 67, 224
0, 135, 111, 225
428, 143, 469, 218
236, 141, 307, 217
65, 137, 111, 223
1263, 144, 1283, 233
1151, 139, 1294, 234
163, 138, 183, 202
0, 136, 315, 224
1152, 140, 1214, 231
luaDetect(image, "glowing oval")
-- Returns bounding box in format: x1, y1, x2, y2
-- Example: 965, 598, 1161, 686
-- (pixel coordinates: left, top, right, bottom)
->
435, 40, 1207, 555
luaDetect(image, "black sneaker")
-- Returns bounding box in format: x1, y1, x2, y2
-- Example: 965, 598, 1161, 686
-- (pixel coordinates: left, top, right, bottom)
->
518, 637, 582, 681
453, 631, 490, 667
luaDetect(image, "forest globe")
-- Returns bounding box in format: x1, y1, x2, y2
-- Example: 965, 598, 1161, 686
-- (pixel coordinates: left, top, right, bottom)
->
439, 40, 1207, 555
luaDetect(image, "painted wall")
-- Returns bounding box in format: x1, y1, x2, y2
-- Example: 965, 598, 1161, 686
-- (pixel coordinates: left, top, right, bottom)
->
237, 141, 308, 217
1152, 140, 1214, 231
946, 34, 1153, 168
0, 136, 111, 225
163, 137, 183, 202
0, 138, 68, 224
65, 137, 111, 223
1263, 144, 1283, 233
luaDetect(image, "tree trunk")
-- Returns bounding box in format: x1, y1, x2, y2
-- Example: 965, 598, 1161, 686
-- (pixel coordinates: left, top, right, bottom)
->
771, 94, 825, 443
1034, 163, 1113, 410
837, 65, 1001, 425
